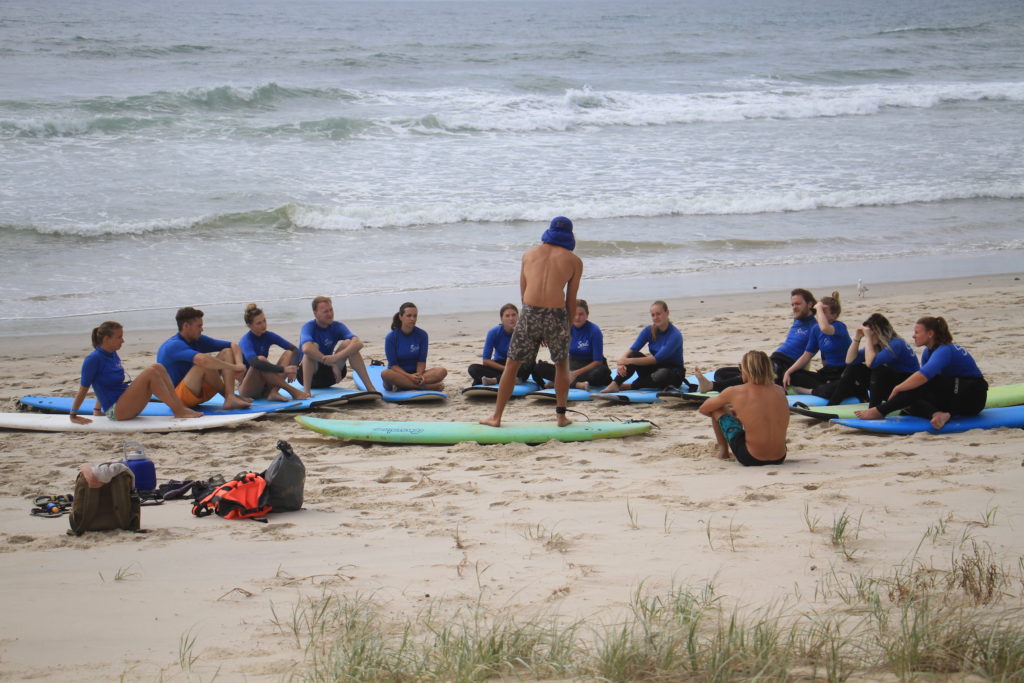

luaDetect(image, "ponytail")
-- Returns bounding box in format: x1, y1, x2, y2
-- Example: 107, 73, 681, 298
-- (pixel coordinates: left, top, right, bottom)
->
91, 321, 122, 348
243, 303, 263, 325
820, 290, 841, 318
917, 316, 953, 347
392, 302, 417, 331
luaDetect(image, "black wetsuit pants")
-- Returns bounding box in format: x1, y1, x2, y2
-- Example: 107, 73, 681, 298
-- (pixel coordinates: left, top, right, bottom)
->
875, 375, 988, 419
533, 357, 613, 388
612, 351, 685, 390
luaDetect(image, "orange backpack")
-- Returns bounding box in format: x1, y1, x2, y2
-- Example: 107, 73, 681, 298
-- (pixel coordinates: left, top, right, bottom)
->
192, 472, 271, 521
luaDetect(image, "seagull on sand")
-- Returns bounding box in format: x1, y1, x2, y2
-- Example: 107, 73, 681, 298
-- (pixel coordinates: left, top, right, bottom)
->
857, 278, 869, 298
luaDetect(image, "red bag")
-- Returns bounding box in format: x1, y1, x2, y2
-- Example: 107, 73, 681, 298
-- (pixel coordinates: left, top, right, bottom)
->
192, 472, 271, 521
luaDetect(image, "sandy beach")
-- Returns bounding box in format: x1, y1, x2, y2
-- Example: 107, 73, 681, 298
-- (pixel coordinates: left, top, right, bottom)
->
1, 273, 1023, 680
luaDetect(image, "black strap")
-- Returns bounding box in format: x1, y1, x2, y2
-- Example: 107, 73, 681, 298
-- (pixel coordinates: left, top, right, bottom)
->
555, 407, 567, 414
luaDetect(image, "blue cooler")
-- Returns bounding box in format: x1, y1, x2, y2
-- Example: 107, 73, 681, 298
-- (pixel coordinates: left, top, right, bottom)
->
122, 441, 156, 492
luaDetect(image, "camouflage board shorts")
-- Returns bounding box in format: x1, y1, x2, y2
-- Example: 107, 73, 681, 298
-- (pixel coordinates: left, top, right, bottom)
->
507, 305, 570, 364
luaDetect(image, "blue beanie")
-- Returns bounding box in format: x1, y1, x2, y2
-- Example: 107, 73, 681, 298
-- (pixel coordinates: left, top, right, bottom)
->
541, 216, 575, 251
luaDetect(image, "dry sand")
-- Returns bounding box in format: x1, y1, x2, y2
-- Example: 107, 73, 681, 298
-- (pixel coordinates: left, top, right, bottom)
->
1, 274, 1023, 680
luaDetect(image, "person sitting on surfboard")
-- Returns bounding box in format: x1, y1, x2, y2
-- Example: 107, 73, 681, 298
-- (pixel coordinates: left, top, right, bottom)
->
481, 216, 583, 428
467, 303, 536, 387
825, 312, 919, 406
157, 307, 252, 410
696, 288, 819, 392
781, 291, 852, 395
699, 350, 789, 466
853, 316, 987, 429
533, 298, 612, 390
238, 303, 310, 402
70, 321, 204, 424
298, 296, 378, 395
599, 300, 685, 394
382, 302, 447, 391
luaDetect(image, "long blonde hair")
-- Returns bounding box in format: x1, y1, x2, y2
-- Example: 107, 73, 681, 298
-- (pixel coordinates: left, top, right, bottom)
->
741, 350, 774, 386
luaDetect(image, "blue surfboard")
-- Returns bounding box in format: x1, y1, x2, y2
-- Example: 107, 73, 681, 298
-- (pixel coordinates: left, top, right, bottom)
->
461, 381, 539, 398
355, 364, 447, 403
19, 395, 299, 416
832, 405, 1024, 435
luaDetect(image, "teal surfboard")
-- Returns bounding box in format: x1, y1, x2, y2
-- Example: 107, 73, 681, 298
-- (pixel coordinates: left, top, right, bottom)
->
832, 405, 1024, 435
355, 365, 447, 403
791, 382, 1024, 421
295, 416, 652, 444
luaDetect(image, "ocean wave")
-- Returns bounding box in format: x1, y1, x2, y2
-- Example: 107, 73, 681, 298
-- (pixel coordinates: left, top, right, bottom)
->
4, 187, 1023, 238
4, 80, 1023, 140
876, 23, 996, 36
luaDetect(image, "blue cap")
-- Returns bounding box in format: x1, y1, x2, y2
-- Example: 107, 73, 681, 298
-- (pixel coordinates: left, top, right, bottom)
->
541, 216, 575, 251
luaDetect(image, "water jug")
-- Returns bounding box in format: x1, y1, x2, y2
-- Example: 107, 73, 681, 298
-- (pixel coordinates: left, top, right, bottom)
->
122, 441, 157, 492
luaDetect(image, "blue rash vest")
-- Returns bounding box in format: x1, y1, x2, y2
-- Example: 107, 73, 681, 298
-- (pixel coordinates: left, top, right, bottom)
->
774, 315, 817, 361
803, 320, 852, 367
80, 347, 129, 411
867, 337, 921, 374
482, 324, 513, 363
299, 320, 354, 358
239, 330, 297, 367
385, 326, 430, 374
920, 344, 983, 380
157, 333, 231, 386
570, 320, 605, 363
630, 323, 684, 367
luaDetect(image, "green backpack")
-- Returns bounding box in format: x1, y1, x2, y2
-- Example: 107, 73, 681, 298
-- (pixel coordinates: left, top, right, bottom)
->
68, 470, 141, 536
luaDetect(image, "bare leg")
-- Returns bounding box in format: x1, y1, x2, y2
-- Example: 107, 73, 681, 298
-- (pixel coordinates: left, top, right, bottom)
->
214, 349, 251, 409
117, 365, 203, 419
239, 367, 269, 400
553, 358, 572, 427
707, 409, 732, 460
345, 347, 377, 393
480, 360, 521, 427
694, 366, 713, 393
300, 354, 319, 395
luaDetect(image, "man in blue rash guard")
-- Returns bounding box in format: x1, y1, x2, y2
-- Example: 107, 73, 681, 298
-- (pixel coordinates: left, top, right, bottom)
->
157, 307, 251, 410
697, 288, 819, 391
298, 295, 378, 396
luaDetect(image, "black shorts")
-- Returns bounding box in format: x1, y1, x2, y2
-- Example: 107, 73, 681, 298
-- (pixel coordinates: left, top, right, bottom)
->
298, 361, 346, 389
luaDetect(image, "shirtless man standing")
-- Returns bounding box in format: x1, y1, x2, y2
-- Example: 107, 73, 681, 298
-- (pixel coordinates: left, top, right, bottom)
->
481, 217, 583, 428
698, 350, 789, 466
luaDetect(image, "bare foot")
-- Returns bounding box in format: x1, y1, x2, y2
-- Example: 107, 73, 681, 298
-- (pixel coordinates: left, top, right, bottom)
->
576, 381, 590, 391
223, 395, 253, 410
266, 391, 289, 402
715, 447, 732, 460
479, 416, 501, 428
694, 367, 713, 393
172, 408, 204, 419
930, 412, 951, 429
599, 381, 621, 394
289, 389, 312, 400
556, 414, 572, 427
854, 407, 883, 420
482, 377, 497, 386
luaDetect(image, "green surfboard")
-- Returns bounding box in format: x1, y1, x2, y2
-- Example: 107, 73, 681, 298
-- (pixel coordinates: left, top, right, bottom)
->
790, 382, 1024, 420
295, 416, 652, 444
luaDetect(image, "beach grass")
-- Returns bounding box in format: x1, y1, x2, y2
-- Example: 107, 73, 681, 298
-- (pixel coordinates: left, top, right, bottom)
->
267, 540, 1024, 682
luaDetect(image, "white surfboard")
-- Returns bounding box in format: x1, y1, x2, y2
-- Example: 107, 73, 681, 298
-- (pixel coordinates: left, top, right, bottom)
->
0, 412, 263, 433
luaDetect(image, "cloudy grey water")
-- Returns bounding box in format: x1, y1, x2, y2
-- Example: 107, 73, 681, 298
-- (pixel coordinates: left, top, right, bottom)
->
2, 0, 1022, 335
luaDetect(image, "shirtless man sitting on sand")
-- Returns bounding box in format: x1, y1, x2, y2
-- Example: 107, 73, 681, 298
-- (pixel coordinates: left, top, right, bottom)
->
698, 350, 789, 466
481, 216, 583, 428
